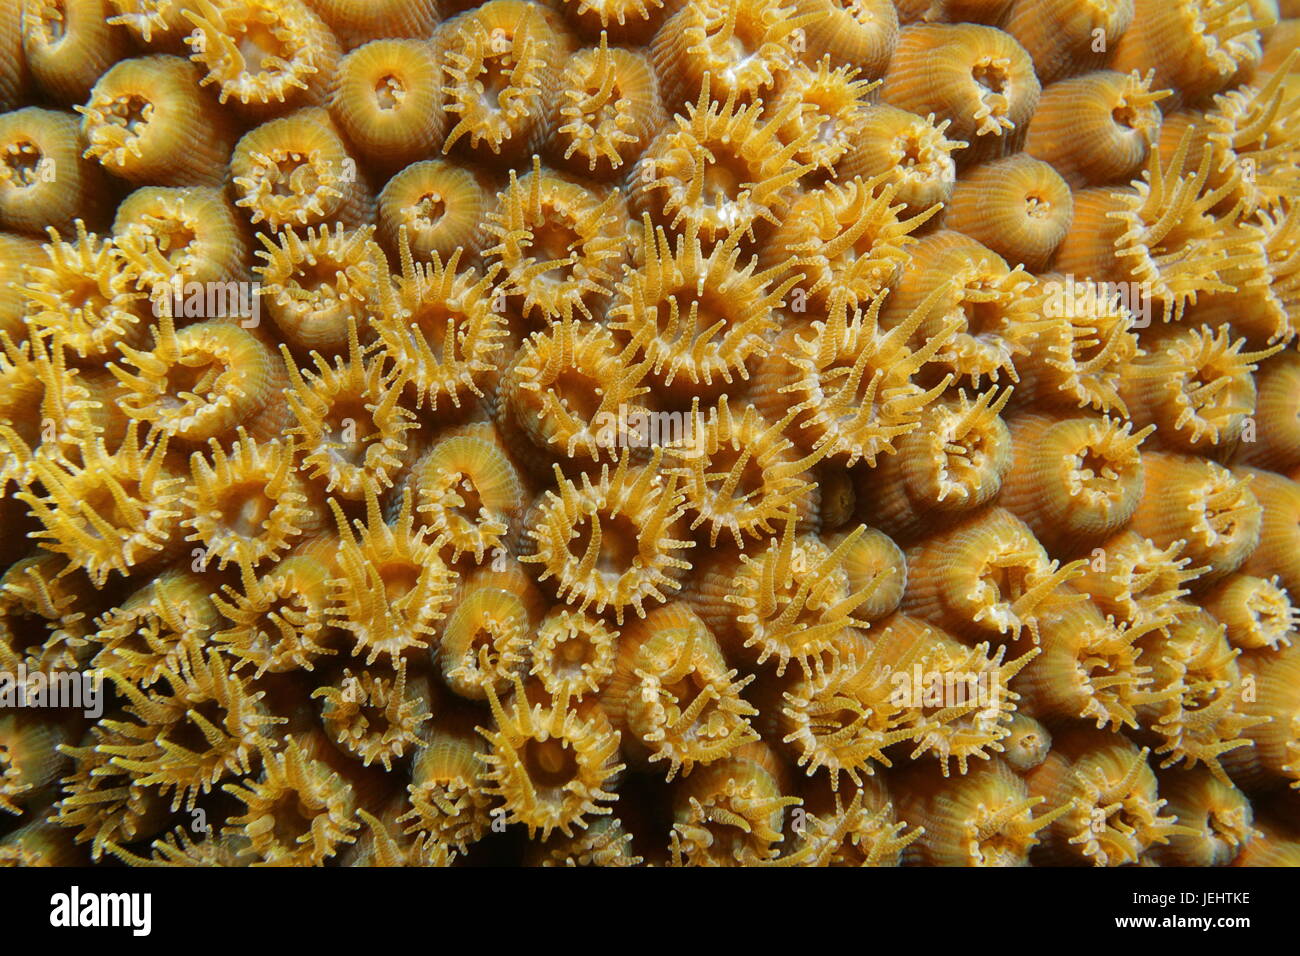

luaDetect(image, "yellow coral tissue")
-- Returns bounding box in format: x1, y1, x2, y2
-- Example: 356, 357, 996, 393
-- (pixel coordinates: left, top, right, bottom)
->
0, 0, 1298, 880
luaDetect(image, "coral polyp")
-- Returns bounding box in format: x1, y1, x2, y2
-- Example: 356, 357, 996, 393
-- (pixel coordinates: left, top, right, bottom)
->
943, 154, 1073, 271
312, 660, 432, 770
111, 313, 285, 444
520, 452, 694, 623
695, 513, 878, 676
401, 713, 494, 852
899, 758, 1069, 866
753, 287, 955, 468
438, 562, 541, 700
231, 110, 371, 231
22, 221, 147, 362
1112, 0, 1265, 103
436, 0, 573, 162
664, 395, 825, 548
632, 79, 811, 247
98, 640, 285, 812
650, 0, 817, 106
408, 429, 524, 563
1025, 727, 1187, 866
550, 35, 664, 177
1201, 572, 1298, 652
183, 428, 320, 570
87, 569, 219, 688
282, 319, 415, 498
762, 173, 940, 311
1154, 767, 1256, 867
51, 726, 170, 860
1123, 324, 1278, 453
881, 23, 1040, 162
668, 742, 800, 865
478, 677, 624, 839
902, 507, 1086, 645
530, 606, 619, 701
839, 105, 966, 216
1137, 605, 1265, 782
600, 602, 757, 778
858, 385, 1013, 541
210, 554, 338, 676
376, 161, 494, 265
484, 157, 628, 323
882, 231, 1043, 387
329, 39, 446, 172
1024, 69, 1167, 189
184, 0, 342, 114
794, 777, 921, 867
78, 55, 235, 188
112, 186, 251, 295
328, 484, 457, 665
610, 216, 799, 395
20, 0, 129, 105
1129, 452, 1262, 584
1017, 274, 1142, 417
1074, 531, 1205, 629
19, 423, 185, 585
0, 331, 116, 493
372, 233, 507, 412
255, 224, 388, 352
772, 630, 924, 786
1, 107, 111, 240
1015, 592, 1162, 731
1056, 131, 1259, 324
498, 317, 650, 466
1000, 409, 1152, 551
221, 735, 360, 866
0, 551, 95, 678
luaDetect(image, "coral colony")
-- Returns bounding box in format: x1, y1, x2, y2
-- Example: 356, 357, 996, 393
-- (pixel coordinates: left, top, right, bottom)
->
0, 0, 1298, 867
